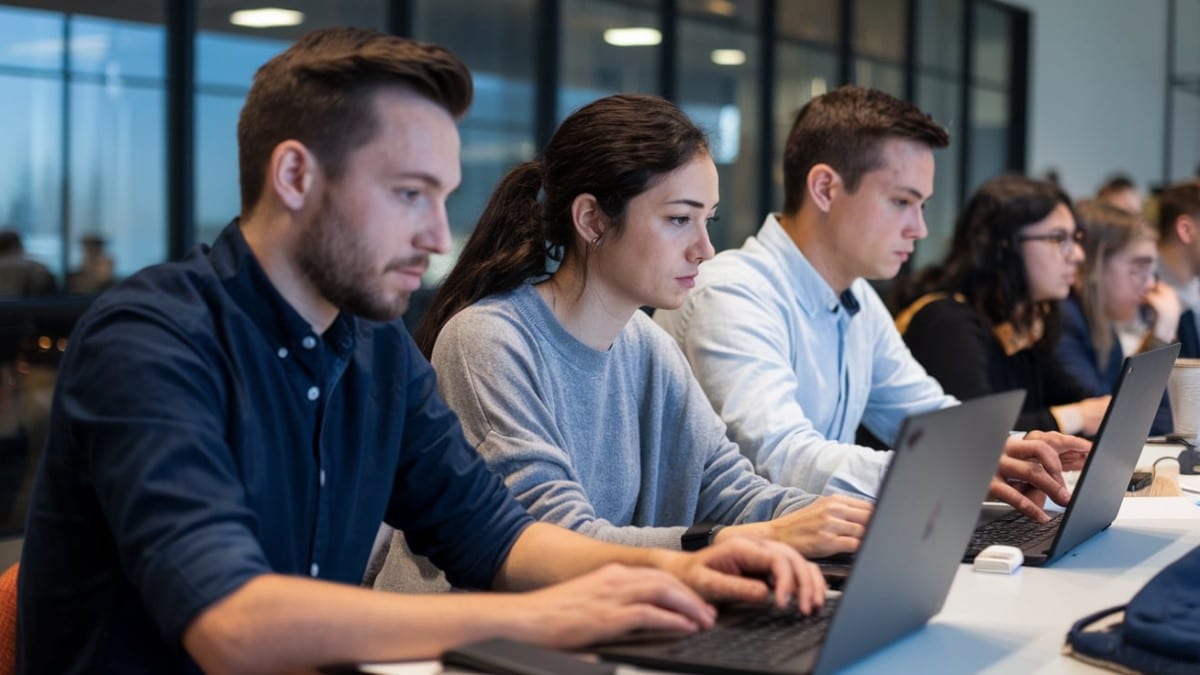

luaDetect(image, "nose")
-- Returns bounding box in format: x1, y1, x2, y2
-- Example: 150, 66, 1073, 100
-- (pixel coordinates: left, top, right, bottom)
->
1070, 240, 1085, 263
692, 222, 716, 263
415, 200, 453, 255
906, 208, 928, 240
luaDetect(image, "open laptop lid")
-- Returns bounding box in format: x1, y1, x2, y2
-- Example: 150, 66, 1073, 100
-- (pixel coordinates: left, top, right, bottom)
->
812, 389, 1023, 673
1039, 342, 1180, 565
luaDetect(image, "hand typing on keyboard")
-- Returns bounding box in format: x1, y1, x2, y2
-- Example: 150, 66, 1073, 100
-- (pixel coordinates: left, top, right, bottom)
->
991, 432, 1090, 522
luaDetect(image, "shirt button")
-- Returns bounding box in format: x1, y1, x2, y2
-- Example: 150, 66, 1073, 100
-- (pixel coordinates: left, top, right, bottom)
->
310, 562, 319, 577
307, 386, 320, 401
319, 469, 326, 487
277, 347, 288, 359
302, 336, 317, 350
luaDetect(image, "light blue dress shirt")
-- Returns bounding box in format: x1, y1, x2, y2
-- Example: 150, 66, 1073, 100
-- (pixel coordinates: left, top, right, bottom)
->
654, 214, 958, 498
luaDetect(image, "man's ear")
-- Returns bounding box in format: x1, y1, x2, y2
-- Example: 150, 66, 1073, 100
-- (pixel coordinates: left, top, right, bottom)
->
570, 193, 609, 246
1177, 214, 1197, 246
269, 140, 319, 212
806, 163, 841, 213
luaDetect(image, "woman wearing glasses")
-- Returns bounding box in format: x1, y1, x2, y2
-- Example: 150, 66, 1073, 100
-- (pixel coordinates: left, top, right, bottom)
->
894, 174, 1111, 436
1055, 200, 1180, 435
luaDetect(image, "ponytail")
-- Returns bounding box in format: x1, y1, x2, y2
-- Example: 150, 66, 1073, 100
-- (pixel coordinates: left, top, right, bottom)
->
416, 94, 710, 358
414, 161, 548, 357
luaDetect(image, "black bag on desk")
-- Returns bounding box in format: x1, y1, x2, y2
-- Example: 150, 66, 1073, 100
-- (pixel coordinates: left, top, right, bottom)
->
1065, 544, 1200, 673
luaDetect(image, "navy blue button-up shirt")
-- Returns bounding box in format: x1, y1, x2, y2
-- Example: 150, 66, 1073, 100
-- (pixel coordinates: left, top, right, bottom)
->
18, 221, 533, 673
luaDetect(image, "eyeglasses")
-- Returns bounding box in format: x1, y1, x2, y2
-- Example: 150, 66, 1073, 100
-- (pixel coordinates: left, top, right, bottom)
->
1017, 229, 1085, 256
1121, 255, 1157, 283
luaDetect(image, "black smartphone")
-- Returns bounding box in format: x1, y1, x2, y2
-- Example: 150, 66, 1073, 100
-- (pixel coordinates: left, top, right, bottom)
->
1127, 470, 1153, 492
442, 638, 616, 675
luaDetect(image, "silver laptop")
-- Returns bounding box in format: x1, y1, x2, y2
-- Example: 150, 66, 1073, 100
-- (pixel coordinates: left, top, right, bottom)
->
964, 343, 1180, 566
596, 390, 1024, 675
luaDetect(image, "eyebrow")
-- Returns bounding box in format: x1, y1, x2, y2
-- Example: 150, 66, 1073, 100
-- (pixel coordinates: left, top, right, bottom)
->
665, 199, 720, 210
897, 186, 930, 201
391, 171, 446, 189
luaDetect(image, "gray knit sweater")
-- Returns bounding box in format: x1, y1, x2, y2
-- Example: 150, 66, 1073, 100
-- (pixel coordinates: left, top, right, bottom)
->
373, 283, 817, 591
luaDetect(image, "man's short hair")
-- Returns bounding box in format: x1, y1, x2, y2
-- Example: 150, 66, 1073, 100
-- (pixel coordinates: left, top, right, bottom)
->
237, 27, 473, 213
1097, 174, 1137, 199
781, 85, 949, 214
1156, 180, 1200, 239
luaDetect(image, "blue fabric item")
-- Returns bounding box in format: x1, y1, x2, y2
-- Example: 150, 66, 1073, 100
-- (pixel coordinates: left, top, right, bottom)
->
1125, 545, 1200, 660
17, 220, 533, 674
1055, 295, 1172, 436
1066, 545, 1200, 672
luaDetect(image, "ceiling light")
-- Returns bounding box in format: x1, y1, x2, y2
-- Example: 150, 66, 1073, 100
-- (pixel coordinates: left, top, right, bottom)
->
230, 8, 305, 28
711, 49, 746, 66
603, 27, 662, 47
707, 0, 736, 16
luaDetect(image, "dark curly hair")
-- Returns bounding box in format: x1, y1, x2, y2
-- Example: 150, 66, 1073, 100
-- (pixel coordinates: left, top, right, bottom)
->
903, 173, 1076, 344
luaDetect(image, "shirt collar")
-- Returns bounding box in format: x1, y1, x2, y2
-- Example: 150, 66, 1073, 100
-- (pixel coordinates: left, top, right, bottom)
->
207, 218, 357, 360
758, 213, 860, 318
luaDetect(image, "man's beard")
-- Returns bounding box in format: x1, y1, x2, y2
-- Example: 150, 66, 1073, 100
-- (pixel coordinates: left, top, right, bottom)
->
295, 194, 423, 322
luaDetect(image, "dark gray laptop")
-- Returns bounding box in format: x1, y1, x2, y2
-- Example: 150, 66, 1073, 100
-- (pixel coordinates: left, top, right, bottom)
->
964, 343, 1180, 566
596, 390, 1024, 675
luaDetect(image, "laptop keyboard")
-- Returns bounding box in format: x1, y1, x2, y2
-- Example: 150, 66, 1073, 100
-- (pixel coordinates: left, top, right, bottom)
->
664, 597, 839, 667
965, 511, 1064, 557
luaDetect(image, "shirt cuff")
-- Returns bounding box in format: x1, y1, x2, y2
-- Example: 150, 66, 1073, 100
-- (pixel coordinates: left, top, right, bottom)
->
1050, 404, 1082, 435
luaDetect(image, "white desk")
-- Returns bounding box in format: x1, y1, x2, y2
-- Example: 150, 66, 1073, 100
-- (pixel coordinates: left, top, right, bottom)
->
363, 445, 1200, 675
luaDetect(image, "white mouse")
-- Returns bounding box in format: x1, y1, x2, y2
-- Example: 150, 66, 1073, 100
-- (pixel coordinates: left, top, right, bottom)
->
973, 545, 1024, 574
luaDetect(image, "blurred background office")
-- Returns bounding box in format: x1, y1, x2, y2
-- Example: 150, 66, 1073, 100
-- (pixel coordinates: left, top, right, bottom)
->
0, 0, 1198, 565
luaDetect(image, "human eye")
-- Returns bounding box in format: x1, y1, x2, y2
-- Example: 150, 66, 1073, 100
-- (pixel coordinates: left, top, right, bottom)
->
394, 187, 424, 204
706, 214, 720, 227
668, 215, 692, 226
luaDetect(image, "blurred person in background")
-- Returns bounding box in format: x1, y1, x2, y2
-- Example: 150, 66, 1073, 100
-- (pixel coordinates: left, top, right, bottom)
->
1056, 200, 1178, 435
896, 174, 1112, 437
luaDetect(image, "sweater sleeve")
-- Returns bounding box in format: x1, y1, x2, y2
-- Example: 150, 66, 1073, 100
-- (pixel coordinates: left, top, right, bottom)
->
432, 308, 687, 549
652, 324, 820, 525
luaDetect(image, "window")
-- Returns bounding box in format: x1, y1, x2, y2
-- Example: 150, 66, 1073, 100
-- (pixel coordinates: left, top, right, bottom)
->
193, 1, 389, 247
559, 0, 660, 119
677, 3, 761, 249
413, 0, 537, 281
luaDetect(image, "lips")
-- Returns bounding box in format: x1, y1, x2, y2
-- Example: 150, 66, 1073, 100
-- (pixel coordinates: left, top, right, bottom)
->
676, 275, 697, 289
388, 267, 426, 291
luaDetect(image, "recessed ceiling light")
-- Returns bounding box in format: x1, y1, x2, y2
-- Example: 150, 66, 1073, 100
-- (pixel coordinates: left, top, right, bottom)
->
711, 48, 746, 66
230, 8, 305, 29
603, 27, 662, 47
707, 0, 736, 16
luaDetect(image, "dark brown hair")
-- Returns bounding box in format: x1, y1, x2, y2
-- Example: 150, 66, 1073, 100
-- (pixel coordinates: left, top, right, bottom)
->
1156, 180, 1200, 240
904, 174, 1075, 342
237, 27, 472, 213
781, 85, 949, 214
414, 94, 709, 357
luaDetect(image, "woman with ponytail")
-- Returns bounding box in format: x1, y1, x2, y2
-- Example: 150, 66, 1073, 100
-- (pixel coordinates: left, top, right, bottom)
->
375, 94, 871, 593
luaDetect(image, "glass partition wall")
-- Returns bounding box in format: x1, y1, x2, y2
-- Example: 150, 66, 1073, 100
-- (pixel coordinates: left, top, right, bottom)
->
0, 0, 1031, 540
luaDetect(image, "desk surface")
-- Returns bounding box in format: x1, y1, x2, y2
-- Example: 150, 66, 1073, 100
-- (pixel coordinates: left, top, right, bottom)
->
364, 445, 1200, 675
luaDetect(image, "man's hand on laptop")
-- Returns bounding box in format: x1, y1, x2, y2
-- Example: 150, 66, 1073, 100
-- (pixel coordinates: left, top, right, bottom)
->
659, 537, 827, 615
1022, 429, 1091, 471
716, 495, 873, 558
511, 563, 718, 648
991, 433, 1090, 521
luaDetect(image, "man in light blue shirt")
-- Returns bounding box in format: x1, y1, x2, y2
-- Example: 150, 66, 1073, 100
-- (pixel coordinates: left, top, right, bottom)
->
655, 86, 1089, 522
